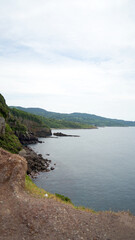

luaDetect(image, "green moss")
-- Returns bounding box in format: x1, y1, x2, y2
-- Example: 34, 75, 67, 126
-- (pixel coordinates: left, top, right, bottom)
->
0, 123, 22, 153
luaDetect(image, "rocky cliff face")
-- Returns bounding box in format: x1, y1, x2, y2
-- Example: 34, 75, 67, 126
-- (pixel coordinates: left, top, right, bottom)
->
33, 127, 52, 137
0, 117, 5, 135
20, 119, 52, 138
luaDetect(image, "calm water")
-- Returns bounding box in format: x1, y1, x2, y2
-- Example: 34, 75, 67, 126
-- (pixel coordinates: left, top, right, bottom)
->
30, 127, 135, 214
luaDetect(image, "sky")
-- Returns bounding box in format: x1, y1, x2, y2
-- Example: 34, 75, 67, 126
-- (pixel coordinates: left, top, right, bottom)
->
0, 0, 135, 121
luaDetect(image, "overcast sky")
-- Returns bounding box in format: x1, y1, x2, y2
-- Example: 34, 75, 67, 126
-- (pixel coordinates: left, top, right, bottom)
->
0, 0, 135, 120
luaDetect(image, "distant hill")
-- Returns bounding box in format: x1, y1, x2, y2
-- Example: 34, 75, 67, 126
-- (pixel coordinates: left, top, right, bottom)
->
10, 107, 96, 129
10, 106, 135, 127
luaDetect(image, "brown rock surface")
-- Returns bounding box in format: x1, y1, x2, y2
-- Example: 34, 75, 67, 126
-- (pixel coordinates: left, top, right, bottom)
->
0, 148, 135, 240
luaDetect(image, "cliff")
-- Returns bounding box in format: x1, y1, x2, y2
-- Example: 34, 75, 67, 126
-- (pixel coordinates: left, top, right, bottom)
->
10, 107, 52, 139
0, 147, 135, 240
0, 94, 52, 153
0, 95, 22, 153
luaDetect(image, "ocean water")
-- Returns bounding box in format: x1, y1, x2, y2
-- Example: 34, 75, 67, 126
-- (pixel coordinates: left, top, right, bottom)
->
30, 127, 135, 214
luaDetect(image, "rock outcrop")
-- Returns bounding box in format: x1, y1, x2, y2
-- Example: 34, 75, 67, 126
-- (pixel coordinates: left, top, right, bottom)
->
0, 148, 27, 192
16, 118, 52, 139
19, 147, 52, 175
35, 127, 52, 137
0, 117, 5, 135
18, 132, 39, 145
53, 132, 79, 137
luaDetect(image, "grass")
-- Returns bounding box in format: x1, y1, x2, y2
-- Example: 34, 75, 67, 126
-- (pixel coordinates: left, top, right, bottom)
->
25, 176, 133, 215
55, 193, 72, 203
25, 175, 96, 213
25, 175, 53, 199
25, 175, 73, 204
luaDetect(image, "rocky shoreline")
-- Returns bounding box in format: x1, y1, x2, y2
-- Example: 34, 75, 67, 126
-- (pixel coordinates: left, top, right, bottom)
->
19, 146, 55, 177
20, 131, 80, 177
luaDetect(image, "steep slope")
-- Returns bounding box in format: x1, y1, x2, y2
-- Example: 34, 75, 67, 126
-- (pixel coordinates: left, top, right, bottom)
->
0, 94, 52, 153
0, 94, 22, 153
10, 108, 52, 137
13, 106, 135, 127
1, 147, 135, 240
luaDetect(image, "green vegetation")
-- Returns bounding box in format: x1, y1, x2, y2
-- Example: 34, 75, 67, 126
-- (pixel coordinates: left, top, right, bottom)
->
0, 94, 9, 118
8, 114, 27, 135
10, 107, 50, 130
39, 117, 95, 129
0, 93, 52, 153
25, 175, 72, 202
13, 106, 135, 127
10, 107, 96, 129
10, 108, 48, 127
55, 193, 72, 203
25, 175, 52, 198
25, 175, 73, 204
25, 175, 96, 213
0, 123, 22, 153
0, 94, 23, 153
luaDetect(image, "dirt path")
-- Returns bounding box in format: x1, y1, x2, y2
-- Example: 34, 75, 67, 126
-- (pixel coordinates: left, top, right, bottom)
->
0, 148, 135, 240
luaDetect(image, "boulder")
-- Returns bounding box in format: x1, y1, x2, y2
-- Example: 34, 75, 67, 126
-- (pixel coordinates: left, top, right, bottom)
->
19, 149, 27, 157
0, 148, 27, 192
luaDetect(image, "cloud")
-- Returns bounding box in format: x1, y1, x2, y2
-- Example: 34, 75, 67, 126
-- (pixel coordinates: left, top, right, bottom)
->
0, 0, 135, 120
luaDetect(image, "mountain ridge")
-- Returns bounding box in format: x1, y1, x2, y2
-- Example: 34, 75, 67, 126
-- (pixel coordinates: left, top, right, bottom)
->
10, 106, 135, 127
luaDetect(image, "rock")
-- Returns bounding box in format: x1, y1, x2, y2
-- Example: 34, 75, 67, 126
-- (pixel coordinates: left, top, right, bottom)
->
33, 128, 52, 138
0, 148, 27, 191
18, 132, 38, 145
23, 147, 52, 176
0, 117, 5, 135
19, 149, 27, 157
50, 167, 55, 170
53, 132, 80, 137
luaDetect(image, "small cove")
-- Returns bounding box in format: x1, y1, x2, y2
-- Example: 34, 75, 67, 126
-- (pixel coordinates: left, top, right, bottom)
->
31, 127, 135, 214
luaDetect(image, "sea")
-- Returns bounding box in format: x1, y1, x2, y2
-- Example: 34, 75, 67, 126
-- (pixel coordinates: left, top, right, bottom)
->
30, 127, 135, 215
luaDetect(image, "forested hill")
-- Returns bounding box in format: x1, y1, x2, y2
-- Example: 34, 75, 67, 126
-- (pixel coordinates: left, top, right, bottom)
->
10, 107, 96, 129
11, 106, 135, 127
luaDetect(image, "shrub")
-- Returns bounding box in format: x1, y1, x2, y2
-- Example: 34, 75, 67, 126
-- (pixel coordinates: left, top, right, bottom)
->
0, 123, 22, 153
55, 193, 72, 203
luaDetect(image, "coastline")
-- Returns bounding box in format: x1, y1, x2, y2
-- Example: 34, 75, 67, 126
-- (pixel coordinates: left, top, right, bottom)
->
19, 146, 55, 178
1, 147, 135, 240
